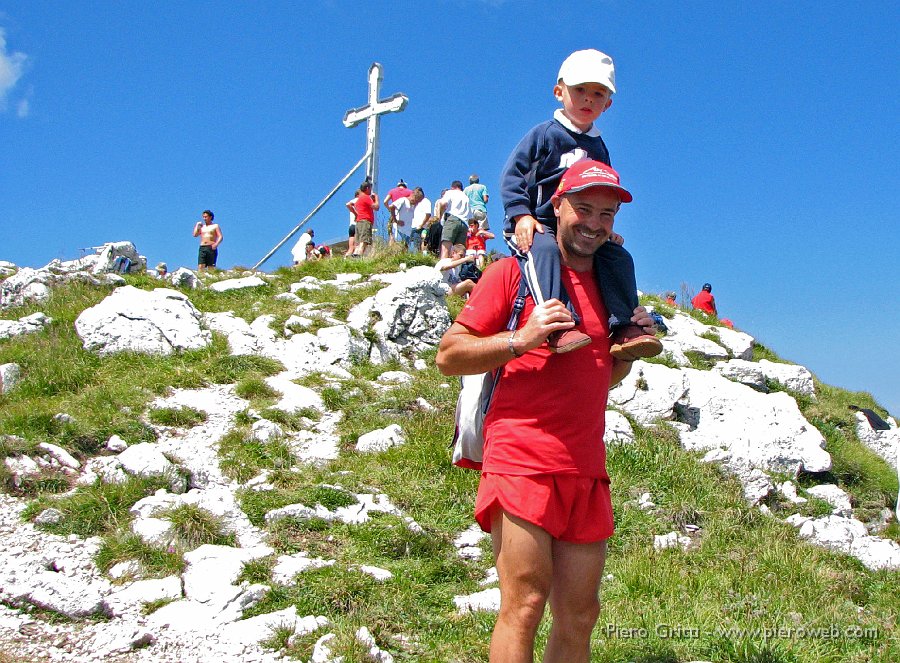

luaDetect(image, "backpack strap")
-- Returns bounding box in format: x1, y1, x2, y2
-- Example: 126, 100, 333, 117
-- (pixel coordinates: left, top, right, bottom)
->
482, 276, 530, 415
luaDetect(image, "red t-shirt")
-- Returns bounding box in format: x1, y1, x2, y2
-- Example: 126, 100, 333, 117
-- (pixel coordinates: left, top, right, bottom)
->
466, 231, 487, 252
455, 258, 612, 478
388, 186, 413, 202
354, 194, 375, 222
691, 290, 716, 315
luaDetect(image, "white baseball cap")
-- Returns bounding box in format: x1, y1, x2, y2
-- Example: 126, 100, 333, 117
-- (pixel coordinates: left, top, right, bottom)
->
557, 49, 616, 93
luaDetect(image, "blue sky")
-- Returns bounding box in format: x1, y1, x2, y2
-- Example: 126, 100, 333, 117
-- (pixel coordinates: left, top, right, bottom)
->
1, 1, 898, 415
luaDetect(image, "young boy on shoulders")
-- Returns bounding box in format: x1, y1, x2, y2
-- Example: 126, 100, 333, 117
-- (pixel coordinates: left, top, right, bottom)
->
500, 49, 662, 359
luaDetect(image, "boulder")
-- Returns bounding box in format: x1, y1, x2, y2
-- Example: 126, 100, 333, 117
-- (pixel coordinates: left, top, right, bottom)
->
0, 312, 52, 341
853, 412, 899, 470
603, 410, 635, 445
608, 361, 689, 425
24, 571, 107, 618
347, 266, 452, 363
75, 286, 210, 356
806, 484, 853, 516
757, 360, 816, 397
356, 424, 405, 453
118, 443, 176, 479
168, 267, 200, 290
677, 368, 831, 475
208, 275, 267, 292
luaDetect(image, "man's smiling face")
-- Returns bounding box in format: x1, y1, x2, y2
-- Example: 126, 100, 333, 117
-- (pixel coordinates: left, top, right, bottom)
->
553, 187, 620, 270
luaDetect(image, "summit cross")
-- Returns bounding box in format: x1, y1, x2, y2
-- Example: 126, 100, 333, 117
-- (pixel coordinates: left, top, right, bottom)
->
342, 62, 408, 193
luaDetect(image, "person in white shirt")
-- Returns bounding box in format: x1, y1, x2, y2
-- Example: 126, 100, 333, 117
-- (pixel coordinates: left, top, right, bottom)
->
291, 229, 314, 265
390, 194, 416, 250
434, 180, 471, 258
408, 187, 432, 253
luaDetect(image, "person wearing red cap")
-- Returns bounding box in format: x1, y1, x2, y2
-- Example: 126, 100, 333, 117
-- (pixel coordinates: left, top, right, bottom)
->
500, 49, 661, 360
437, 160, 654, 663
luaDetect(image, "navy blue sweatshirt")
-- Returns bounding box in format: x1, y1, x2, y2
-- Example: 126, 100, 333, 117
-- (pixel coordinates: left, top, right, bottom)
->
500, 112, 611, 233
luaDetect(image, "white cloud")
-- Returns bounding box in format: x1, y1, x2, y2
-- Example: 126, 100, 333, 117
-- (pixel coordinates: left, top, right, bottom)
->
0, 28, 27, 110
16, 97, 28, 118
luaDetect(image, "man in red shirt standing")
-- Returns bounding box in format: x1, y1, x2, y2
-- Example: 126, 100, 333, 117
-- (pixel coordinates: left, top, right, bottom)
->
352, 181, 379, 257
691, 283, 717, 316
437, 161, 653, 663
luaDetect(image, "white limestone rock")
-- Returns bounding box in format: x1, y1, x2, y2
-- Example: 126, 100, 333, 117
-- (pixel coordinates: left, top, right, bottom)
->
757, 360, 816, 397
853, 412, 899, 470
678, 368, 831, 475
24, 571, 107, 618
78, 456, 128, 486
265, 373, 324, 413
777, 481, 807, 504
181, 544, 273, 610
272, 552, 335, 585
106, 434, 128, 452
356, 626, 395, 662
608, 361, 689, 425
377, 370, 413, 385
0, 363, 22, 394
250, 419, 284, 443
356, 424, 405, 453
352, 565, 393, 582
0, 312, 52, 341
454, 587, 501, 614
806, 484, 853, 516
208, 275, 267, 292
347, 265, 452, 363
653, 531, 692, 551
167, 267, 199, 289
37, 442, 80, 470
75, 286, 211, 356
117, 442, 176, 479
454, 524, 486, 561
4, 455, 40, 486
34, 508, 64, 526
713, 359, 767, 391
104, 576, 182, 616
90, 626, 155, 657
603, 410, 635, 445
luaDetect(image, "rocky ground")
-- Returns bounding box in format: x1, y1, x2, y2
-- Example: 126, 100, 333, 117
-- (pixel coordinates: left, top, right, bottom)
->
0, 248, 898, 660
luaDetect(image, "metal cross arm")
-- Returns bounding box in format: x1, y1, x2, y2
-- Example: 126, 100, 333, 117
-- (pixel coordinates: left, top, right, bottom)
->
342, 92, 407, 128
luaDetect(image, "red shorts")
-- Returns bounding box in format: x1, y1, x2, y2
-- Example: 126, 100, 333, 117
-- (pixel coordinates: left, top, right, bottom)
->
474, 473, 614, 544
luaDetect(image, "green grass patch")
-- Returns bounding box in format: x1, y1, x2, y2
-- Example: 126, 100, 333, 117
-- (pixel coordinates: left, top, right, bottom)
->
165, 503, 237, 548
218, 429, 296, 483
147, 406, 207, 427
24, 475, 172, 537
95, 532, 184, 576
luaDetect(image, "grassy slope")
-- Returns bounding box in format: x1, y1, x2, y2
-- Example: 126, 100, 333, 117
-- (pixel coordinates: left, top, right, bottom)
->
1, 255, 897, 662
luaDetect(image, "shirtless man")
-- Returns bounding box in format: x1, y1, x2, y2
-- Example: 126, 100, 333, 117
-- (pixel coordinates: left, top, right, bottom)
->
193, 209, 223, 271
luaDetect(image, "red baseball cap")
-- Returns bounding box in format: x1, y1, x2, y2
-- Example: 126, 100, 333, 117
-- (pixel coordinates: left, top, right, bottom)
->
552, 160, 632, 203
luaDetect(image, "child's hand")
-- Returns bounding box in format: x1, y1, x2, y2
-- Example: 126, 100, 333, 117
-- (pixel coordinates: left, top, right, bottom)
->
609, 232, 625, 246
514, 215, 543, 250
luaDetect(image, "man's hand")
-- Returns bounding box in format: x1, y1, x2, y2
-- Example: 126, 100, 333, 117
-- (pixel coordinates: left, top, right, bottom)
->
608, 232, 625, 246
630, 306, 655, 335
514, 215, 543, 251
515, 298, 574, 352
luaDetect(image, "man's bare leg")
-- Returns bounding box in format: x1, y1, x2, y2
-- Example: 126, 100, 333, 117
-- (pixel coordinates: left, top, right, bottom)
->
489, 509, 553, 663
440, 240, 452, 259
543, 538, 607, 663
